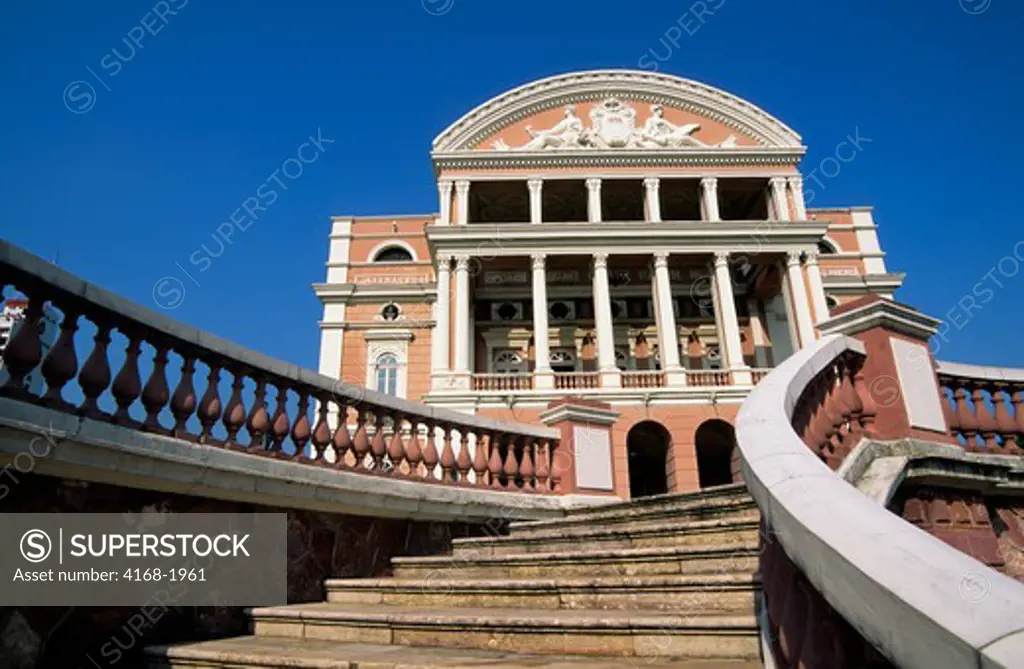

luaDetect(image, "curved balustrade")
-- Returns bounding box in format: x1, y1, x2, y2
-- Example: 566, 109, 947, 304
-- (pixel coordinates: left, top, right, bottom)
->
0, 241, 560, 494
737, 335, 1024, 669
937, 360, 1024, 453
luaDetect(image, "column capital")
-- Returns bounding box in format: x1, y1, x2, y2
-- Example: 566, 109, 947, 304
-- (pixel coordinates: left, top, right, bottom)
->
701, 176, 719, 189
436, 253, 453, 267
527, 178, 544, 191
788, 174, 804, 187
653, 251, 670, 269
531, 253, 547, 269
593, 252, 609, 270
454, 254, 471, 271
805, 250, 820, 266
454, 180, 471, 193
769, 175, 789, 186
643, 177, 661, 189
786, 250, 803, 266
713, 251, 730, 267
438, 180, 453, 191
586, 177, 602, 191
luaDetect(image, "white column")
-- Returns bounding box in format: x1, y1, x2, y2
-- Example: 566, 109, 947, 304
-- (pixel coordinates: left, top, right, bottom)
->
644, 177, 662, 222
652, 252, 686, 386
804, 251, 830, 324
453, 255, 471, 381
785, 251, 816, 348
431, 254, 452, 379
437, 181, 453, 226
788, 176, 807, 221
454, 180, 471, 226
713, 252, 752, 384
527, 179, 543, 224
770, 177, 791, 221
701, 177, 721, 222
592, 253, 620, 387
586, 178, 602, 223
531, 253, 554, 389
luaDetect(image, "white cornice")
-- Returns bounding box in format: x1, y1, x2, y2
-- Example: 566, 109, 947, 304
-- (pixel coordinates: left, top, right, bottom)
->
433, 147, 805, 172
432, 70, 803, 155
821, 272, 905, 295
427, 220, 827, 256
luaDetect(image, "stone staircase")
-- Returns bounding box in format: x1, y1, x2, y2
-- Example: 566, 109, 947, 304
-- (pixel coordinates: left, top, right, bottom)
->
147, 484, 764, 668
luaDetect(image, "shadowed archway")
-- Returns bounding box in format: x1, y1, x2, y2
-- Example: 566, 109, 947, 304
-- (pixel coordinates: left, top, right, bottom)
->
626, 421, 671, 498
694, 419, 740, 488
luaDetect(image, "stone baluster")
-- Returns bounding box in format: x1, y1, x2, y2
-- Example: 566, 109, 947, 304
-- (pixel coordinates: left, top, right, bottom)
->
332, 403, 353, 467
536, 439, 550, 491
247, 379, 270, 449
853, 366, 877, 438
422, 422, 440, 480
370, 411, 388, 470
954, 386, 979, 450
388, 413, 407, 474
941, 383, 959, 439
974, 384, 999, 449
455, 430, 473, 483
171, 357, 198, 438
489, 433, 504, 489
0, 297, 42, 394
78, 321, 113, 418
291, 392, 312, 458
141, 344, 171, 432
310, 396, 331, 462
197, 365, 223, 444
40, 310, 79, 408
439, 425, 457, 483
1013, 389, 1024, 450
352, 410, 371, 468
405, 421, 424, 478
503, 436, 520, 488
472, 432, 489, 486
269, 385, 290, 452
519, 438, 535, 490
111, 333, 143, 423
222, 372, 246, 445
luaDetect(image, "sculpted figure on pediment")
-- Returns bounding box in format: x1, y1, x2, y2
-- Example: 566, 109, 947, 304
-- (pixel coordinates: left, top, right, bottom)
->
522, 106, 590, 150
639, 104, 706, 148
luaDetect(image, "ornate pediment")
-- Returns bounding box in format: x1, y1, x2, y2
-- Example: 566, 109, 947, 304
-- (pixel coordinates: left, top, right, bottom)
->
490, 98, 738, 151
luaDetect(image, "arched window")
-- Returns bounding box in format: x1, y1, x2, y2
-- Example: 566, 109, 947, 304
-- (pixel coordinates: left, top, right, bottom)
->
375, 354, 399, 396
493, 351, 524, 374
373, 246, 414, 263
817, 239, 840, 255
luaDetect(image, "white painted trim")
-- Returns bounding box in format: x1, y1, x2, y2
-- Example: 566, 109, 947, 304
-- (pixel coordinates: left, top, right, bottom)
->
367, 239, 419, 263
851, 209, 887, 274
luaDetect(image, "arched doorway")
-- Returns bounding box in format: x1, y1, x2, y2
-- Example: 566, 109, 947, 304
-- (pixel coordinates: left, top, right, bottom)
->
626, 421, 671, 498
694, 419, 740, 488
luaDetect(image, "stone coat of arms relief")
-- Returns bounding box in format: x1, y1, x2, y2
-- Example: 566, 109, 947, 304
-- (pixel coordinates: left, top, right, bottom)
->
492, 98, 738, 150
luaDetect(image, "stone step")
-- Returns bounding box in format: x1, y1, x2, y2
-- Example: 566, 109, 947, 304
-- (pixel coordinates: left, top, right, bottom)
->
146, 636, 764, 668
250, 603, 761, 661
559, 484, 751, 519
509, 496, 759, 538
453, 518, 761, 558
325, 573, 760, 612
392, 544, 759, 580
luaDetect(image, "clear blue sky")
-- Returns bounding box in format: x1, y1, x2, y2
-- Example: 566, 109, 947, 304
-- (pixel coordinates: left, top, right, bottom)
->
1, 0, 1021, 370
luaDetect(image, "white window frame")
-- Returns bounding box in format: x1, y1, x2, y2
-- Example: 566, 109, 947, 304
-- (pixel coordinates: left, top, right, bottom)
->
364, 330, 413, 399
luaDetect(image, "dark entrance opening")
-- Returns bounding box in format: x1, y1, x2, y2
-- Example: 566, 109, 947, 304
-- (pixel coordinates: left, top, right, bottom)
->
626, 421, 671, 498
695, 419, 740, 488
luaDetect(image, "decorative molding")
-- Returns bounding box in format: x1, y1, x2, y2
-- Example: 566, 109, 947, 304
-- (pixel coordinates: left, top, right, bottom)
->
432, 70, 803, 155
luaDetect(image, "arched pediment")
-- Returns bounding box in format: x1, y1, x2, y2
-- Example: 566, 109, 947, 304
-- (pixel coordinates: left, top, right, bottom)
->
432, 70, 803, 156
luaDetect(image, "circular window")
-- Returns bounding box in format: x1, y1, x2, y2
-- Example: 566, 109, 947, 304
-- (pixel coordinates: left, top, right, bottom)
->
381, 304, 400, 321
549, 301, 571, 320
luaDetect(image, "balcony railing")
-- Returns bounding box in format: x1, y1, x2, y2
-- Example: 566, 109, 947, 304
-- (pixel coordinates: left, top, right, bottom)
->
472, 373, 534, 392
687, 370, 731, 387
554, 372, 600, 390
621, 370, 665, 389
0, 241, 561, 494
936, 361, 1024, 453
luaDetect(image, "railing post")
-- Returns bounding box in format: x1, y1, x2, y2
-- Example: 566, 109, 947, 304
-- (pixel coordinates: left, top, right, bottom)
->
539, 398, 621, 498
819, 297, 956, 444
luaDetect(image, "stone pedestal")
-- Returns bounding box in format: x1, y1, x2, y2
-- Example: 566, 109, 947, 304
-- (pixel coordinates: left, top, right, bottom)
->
539, 399, 621, 498
820, 296, 956, 444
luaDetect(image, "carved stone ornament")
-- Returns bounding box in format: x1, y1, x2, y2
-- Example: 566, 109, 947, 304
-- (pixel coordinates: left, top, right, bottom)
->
493, 98, 740, 151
